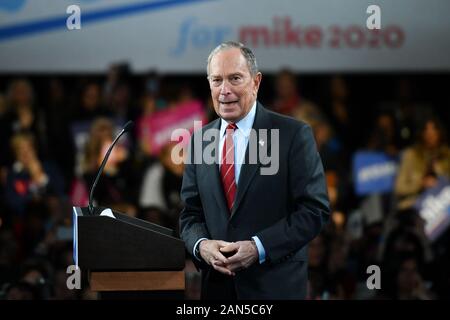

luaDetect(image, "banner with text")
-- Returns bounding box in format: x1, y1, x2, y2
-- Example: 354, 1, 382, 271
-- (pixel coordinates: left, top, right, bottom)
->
0, 0, 449, 72
137, 100, 206, 156
415, 178, 450, 242
353, 151, 398, 196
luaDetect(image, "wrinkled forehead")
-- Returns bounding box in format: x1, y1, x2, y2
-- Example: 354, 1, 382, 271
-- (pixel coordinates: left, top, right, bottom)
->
208, 48, 250, 77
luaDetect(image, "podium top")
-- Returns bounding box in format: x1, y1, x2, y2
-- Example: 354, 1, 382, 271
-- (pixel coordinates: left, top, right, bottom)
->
73, 207, 185, 271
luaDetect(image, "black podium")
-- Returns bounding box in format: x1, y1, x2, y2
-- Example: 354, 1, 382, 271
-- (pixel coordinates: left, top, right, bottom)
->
73, 206, 185, 299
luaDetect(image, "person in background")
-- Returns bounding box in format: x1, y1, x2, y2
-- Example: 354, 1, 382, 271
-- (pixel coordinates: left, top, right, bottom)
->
81, 117, 137, 216
4, 133, 65, 216
367, 111, 400, 157
272, 69, 324, 128
0, 79, 47, 167
139, 142, 184, 231
395, 116, 450, 209
72, 82, 111, 123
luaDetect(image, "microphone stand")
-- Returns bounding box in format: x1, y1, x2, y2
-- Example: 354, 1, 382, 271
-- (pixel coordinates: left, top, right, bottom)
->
88, 121, 133, 215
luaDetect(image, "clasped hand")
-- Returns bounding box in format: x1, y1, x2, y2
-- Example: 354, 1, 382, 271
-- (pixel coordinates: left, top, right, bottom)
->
199, 240, 258, 276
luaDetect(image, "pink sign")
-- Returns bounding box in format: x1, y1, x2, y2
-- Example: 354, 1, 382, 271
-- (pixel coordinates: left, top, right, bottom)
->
138, 100, 207, 155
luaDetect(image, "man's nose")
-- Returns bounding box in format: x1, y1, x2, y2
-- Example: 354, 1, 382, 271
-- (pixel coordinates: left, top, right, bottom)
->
219, 81, 231, 95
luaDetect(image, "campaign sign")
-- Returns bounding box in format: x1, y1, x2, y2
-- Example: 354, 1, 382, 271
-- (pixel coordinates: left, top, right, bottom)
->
137, 100, 206, 156
415, 178, 450, 242
353, 151, 398, 196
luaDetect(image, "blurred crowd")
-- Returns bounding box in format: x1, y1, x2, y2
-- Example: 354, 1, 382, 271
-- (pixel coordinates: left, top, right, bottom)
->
0, 64, 449, 299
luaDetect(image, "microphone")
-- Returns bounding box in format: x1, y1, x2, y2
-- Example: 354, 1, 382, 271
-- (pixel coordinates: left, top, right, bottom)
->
88, 120, 134, 215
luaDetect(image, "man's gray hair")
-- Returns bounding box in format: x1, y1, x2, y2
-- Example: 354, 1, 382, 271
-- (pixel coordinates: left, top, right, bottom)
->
207, 41, 259, 77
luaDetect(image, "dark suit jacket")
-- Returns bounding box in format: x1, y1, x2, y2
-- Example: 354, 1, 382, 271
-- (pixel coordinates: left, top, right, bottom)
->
180, 102, 330, 299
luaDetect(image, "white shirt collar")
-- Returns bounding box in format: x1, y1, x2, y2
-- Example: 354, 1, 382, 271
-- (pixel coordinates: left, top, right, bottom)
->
220, 101, 257, 138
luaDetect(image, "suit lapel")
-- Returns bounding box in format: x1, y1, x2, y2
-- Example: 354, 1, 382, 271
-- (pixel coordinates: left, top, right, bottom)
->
231, 102, 272, 218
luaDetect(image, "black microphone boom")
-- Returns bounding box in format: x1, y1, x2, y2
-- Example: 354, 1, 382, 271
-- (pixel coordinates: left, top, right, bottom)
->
88, 120, 134, 215
123, 120, 134, 133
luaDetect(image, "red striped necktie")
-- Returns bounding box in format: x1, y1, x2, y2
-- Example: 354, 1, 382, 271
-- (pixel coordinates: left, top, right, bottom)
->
221, 123, 237, 212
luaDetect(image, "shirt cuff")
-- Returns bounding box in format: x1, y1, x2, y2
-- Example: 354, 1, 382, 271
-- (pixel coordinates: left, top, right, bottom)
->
252, 236, 266, 264
193, 237, 208, 261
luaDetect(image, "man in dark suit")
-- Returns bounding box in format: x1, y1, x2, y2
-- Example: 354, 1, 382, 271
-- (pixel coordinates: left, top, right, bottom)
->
179, 41, 330, 299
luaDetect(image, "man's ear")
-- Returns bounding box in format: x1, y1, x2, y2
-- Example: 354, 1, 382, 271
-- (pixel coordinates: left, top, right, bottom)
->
254, 72, 262, 94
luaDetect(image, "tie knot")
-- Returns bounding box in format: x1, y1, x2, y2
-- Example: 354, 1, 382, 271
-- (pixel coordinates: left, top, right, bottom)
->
226, 123, 238, 131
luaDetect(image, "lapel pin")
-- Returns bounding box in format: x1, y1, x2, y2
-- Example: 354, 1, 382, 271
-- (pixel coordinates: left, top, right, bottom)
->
259, 139, 265, 147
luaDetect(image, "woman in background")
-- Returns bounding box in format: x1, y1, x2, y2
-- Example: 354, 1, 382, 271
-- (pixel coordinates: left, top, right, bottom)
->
395, 116, 450, 209
81, 117, 137, 216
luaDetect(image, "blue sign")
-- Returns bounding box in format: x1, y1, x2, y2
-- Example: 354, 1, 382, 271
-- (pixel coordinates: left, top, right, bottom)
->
415, 178, 450, 242
353, 151, 399, 196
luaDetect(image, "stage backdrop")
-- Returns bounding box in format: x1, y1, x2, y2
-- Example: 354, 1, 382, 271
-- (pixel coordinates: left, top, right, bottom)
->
0, 0, 449, 73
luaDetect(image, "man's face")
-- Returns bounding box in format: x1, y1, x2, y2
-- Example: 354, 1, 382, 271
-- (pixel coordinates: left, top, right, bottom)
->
208, 48, 261, 123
